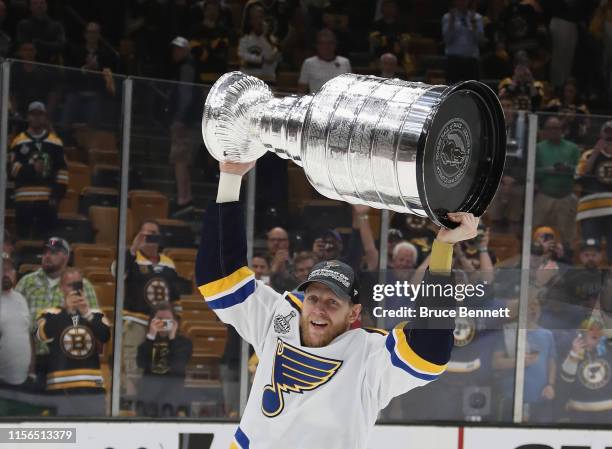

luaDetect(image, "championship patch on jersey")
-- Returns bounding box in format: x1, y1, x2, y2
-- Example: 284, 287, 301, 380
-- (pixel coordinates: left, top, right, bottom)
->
261, 339, 342, 417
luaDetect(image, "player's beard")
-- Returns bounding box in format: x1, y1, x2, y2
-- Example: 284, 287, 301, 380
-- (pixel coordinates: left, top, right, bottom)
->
299, 312, 350, 348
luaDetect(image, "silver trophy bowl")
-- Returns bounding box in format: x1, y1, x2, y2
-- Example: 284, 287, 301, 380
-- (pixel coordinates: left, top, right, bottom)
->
202, 71, 506, 227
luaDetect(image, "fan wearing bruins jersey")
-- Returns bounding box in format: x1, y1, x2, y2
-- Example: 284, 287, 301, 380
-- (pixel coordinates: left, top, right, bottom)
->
8, 101, 68, 239
35, 268, 110, 416
575, 121, 612, 262
118, 220, 181, 396
561, 318, 612, 424
196, 161, 480, 449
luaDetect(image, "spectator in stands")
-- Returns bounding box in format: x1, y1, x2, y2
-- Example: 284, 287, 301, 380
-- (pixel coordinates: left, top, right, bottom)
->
168, 36, 200, 219
369, 0, 410, 66
0, 1, 11, 58
35, 267, 109, 415
16, 237, 98, 387
266, 226, 290, 276
297, 29, 351, 94
251, 253, 271, 285
454, 226, 495, 284
493, 292, 557, 423
16, 0, 65, 64
441, 0, 485, 83
487, 95, 525, 234
238, 1, 280, 83
189, 0, 232, 78
62, 22, 118, 126
377, 52, 404, 79
498, 54, 544, 111
544, 78, 591, 145
190, 0, 234, 31
10, 41, 59, 120
2, 229, 15, 259
136, 302, 193, 417
320, 6, 353, 56
575, 121, 612, 262
259, 0, 300, 41
280, 4, 310, 71
8, 101, 68, 239
498, 0, 546, 57
390, 241, 418, 279
0, 254, 32, 387
530, 226, 569, 288
560, 318, 612, 424
533, 116, 580, 246
121, 220, 181, 396
271, 251, 316, 294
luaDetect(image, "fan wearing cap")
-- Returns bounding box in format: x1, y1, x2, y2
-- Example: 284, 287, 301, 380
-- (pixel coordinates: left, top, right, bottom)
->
196, 161, 479, 449
575, 120, 612, 262
15, 237, 98, 373
8, 101, 68, 239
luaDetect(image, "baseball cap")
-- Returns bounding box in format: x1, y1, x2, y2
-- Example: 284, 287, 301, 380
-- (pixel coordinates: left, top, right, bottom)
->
171, 36, 189, 48
44, 237, 70, 254
316, 229, 342, 243
28, 101, 46, 113
533, 226, 558, 241
580, 238, 601, 251
296, 260, 359, 304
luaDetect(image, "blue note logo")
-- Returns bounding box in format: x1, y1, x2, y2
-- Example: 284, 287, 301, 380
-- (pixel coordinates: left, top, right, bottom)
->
261, 339, 342, 417
434, 118, 472, 188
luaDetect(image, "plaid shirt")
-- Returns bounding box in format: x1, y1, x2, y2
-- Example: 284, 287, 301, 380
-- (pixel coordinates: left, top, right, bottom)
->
15, 268, 99, 354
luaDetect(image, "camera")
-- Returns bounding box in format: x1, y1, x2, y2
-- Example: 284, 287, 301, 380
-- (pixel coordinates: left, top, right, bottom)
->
145, 234, 163, 245
71, 280, 84, 295
162, 319, 174, 330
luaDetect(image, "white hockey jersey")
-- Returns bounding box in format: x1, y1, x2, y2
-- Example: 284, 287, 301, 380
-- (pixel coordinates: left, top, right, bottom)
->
196, 202, 453, 449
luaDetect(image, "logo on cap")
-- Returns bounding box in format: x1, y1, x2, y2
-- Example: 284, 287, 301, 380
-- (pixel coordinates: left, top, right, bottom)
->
434, 118, 472, 188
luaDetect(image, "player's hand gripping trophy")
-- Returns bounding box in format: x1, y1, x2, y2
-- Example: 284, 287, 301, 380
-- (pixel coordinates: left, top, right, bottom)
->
202, 72, 506, 227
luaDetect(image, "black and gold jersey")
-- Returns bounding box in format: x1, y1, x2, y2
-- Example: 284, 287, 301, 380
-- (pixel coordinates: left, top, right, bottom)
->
36, 307, 110, 392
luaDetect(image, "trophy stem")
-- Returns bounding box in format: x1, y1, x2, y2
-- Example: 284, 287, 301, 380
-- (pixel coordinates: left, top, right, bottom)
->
256, 94, 313, 167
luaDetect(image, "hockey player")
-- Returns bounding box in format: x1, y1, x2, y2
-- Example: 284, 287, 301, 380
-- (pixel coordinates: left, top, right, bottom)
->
196, 161, 479, 449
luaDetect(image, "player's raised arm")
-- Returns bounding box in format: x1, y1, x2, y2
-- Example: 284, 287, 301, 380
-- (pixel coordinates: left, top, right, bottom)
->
195, 162, 283, 354
365, 212, 479, 409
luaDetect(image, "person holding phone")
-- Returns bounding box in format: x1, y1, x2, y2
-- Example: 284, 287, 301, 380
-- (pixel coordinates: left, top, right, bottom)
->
136, 303, 192, 417
118, 220, 181, 398
35, 267, 110, 416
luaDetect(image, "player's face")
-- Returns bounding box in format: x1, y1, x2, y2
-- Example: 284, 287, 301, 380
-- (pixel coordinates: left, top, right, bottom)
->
300, 283, 360, 348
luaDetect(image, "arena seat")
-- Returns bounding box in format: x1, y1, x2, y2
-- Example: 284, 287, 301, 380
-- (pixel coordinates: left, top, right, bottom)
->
83, 268, 114, 283
66, 161, 91, 194
58, 188, 78, 214
88, 148, 119, 167
129, 190, 169, 224
163, 248, 197, 279
54, 213, 94, 243
93, 281, 117, 308
72, 244, 115, 271
89, 206, 134, 246
79, 186, 119, 213
18, 263, 41, 276
92, 164, 120, 188
15, 240, 44, 265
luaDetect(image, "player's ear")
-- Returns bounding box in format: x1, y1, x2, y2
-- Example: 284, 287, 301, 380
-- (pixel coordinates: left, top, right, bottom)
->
348, 304, 361, 324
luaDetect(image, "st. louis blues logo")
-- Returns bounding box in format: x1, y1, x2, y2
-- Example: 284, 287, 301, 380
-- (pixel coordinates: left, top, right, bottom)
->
261, 339, 342, 417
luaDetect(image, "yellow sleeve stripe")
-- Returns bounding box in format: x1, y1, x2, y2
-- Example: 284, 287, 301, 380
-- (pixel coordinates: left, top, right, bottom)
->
229, 442, 239, 449
36, 319, 51, 342
286, 293, 303, 310
429, 239, 453, 274
392, 327, 447, 376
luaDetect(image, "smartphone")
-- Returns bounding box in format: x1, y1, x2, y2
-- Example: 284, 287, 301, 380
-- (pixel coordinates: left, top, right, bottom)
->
162, 319, 174, 330
145, 234, 163, 244
71, 280, 84, 295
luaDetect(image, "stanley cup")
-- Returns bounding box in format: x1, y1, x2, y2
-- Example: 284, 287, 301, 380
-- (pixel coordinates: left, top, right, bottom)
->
202, 71, 506, 227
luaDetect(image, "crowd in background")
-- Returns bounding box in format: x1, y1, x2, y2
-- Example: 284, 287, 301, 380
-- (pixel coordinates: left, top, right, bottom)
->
0, 0, 610, 425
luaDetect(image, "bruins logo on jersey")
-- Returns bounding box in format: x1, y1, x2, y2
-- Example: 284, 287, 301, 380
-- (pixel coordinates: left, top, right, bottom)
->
453, 317, 476, 347
261, 339, 342, 418
595, 160, 612, 184
144, 277, 170, 307
60, 325, 95, 359
578, 358, 611, 390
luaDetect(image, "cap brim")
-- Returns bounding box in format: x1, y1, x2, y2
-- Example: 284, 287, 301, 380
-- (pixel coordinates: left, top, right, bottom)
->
296, 279, 351, 302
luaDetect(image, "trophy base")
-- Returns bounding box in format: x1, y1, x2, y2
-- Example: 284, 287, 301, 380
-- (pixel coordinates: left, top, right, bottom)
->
417, 81, 506, 228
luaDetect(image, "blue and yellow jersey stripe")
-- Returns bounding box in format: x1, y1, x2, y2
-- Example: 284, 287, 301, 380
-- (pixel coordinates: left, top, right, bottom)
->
199, 266, 255, 310
285, 292, 303, 312
229, 427, 250, 449
385, 326, 447, 381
